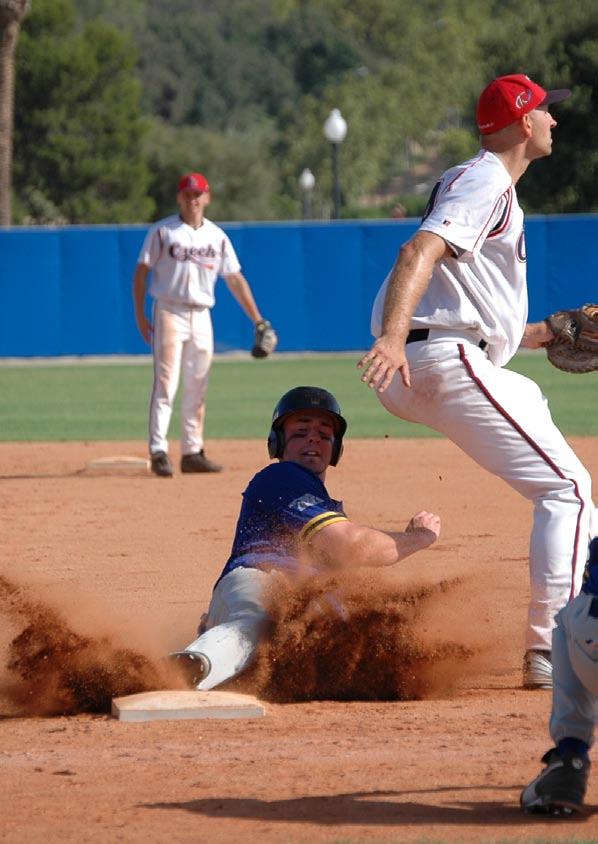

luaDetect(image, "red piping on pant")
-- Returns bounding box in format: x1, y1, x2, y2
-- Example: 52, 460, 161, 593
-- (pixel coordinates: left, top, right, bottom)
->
458, 343, 584, 600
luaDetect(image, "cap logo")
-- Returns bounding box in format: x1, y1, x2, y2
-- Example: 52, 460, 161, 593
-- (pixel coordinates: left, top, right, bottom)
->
515, 89, 533, 110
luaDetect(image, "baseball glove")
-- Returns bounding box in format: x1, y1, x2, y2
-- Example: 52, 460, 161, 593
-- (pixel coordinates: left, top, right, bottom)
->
545, 304, 598, 373
251, 319, 278, 358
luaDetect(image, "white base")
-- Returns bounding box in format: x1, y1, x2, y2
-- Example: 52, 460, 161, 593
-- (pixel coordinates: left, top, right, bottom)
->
111, 690, 266, 722
85, 456, 150, 475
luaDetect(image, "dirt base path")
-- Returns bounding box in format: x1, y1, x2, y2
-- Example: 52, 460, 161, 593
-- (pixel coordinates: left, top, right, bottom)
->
1, 438, 597, 843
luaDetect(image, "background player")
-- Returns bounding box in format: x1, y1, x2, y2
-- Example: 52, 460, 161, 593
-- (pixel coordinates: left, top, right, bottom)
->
170, 385, 441, 690
358, 74, 597, 688
521, 537, 598, 816
133, 171, 273, 477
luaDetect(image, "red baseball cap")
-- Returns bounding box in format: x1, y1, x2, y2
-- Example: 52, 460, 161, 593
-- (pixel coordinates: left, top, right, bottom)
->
177, 172, 210, 193
476, 73, 570, 135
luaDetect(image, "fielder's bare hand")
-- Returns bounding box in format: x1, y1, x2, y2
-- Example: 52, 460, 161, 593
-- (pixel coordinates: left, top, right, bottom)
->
357, 334, 411, 391
405, 510, 441, 547
520, 320, 555, 350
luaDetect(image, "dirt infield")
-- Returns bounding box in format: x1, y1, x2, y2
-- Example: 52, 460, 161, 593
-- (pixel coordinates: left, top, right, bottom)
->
1, 437, 598, 843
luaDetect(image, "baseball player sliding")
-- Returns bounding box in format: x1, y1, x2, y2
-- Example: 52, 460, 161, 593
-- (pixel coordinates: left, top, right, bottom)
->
169, 386, 440, 691
358, 74, 597, 689
132, 172, 277, 477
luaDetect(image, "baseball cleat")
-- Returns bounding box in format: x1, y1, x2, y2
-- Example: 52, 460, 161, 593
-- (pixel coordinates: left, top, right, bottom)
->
181, 450, 223, 473
522, 649, 552, 689
150, 451, 174, 477
520, 747, 590, 816
169, 651, 211, 688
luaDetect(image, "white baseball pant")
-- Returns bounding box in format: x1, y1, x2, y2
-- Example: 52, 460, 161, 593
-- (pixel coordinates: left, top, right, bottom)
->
149, 300, 213, 456
184, 567, 270, 691
377, 330, 597, 651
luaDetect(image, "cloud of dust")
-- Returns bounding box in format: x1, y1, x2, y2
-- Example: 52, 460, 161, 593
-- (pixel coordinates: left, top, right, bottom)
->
0, 575, 185, 716
0, 566, 508, 715
251, 569, 484, 702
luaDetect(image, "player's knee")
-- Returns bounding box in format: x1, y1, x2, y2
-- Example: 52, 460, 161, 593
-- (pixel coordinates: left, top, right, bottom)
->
542, 466, 592, 506
573, 465, 593, 505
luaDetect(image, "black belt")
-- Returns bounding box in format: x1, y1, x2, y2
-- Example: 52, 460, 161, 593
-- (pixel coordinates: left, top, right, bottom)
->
406, 328, 487, 351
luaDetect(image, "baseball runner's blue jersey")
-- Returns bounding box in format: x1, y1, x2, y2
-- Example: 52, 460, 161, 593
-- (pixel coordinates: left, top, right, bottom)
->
216, 461, 347, 584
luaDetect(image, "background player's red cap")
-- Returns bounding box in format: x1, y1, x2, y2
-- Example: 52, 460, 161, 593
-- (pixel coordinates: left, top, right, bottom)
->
476, 73, 570, 135
177, 172, 210, 193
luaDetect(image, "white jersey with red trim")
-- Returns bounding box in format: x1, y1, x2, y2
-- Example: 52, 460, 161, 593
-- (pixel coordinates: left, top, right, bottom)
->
138, 214, 241, 308
371, 150, 527, 367
367, 147, 596, 664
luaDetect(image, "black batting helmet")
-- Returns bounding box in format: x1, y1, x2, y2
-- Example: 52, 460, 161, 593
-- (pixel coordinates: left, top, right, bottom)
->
267, 386, 347, 466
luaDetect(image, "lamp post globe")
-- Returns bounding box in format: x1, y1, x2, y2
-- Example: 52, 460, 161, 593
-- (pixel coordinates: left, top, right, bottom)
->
299, 167, 315, 192
299, 168, 315, 219
323, 109, 347, 219
323, 108, 348, 145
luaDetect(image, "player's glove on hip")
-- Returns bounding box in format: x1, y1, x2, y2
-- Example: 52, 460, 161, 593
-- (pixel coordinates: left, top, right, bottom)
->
251, 319, 278, 358
545, 304, 598, 373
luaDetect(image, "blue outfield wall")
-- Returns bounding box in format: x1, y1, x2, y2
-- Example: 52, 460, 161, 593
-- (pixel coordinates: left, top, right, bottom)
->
1, 215, 597, 357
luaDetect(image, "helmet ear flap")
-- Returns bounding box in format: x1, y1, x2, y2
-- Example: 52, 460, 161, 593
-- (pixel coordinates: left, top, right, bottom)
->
267, 427, 285, 459
330, 439, 343, 467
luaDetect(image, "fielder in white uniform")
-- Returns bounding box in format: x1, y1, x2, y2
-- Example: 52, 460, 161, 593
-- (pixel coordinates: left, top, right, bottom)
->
358, 74, 597, 689
521, 537, 598, 816
133, 172, 270, 477
170, 386, 441, 691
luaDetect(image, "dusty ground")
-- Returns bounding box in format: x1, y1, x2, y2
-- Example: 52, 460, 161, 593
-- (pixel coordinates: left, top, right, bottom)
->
1, 437, 598, 844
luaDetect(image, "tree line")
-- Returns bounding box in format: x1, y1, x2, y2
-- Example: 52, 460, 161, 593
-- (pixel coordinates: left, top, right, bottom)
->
5, 0, 598, 225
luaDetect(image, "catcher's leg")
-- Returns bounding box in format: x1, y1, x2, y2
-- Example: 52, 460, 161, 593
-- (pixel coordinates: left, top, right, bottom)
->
180, 308, 213, 456
549, 598, 597, 749
522, 610, 593, 815
149, 303, 187, 454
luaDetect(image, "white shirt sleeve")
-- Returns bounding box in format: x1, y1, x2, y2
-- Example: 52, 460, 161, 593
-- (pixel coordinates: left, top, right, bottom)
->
137, 223, 163, 268
421, 167, 512, 262
219, 232, 242, 276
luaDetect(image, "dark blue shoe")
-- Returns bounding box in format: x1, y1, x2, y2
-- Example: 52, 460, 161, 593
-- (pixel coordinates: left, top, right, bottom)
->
521, 747, 590, 816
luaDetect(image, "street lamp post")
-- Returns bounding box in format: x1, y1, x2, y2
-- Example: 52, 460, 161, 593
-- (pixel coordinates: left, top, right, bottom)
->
298, 167, 315, 219
323, 108, 347, 220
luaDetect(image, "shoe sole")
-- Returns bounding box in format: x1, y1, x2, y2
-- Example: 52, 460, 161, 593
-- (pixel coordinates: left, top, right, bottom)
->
180, 465, 222, 473
168, 652, 210, 687
523, 799, 588, 817
522, 652, 552, 690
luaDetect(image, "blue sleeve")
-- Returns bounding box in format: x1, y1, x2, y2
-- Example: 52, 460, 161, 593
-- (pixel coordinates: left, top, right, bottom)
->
244, 462, 347, 538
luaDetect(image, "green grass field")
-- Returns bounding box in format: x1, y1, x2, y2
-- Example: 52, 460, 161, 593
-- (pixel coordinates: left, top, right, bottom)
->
0, 352, 596, 441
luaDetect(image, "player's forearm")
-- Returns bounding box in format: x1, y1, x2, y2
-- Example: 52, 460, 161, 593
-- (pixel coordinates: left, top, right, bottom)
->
132, 265, 149, 319
381, 233, 445, 339
225, 273, 263, 323
355, 527, 437, 567
381, 251, 429, 340
316, 523, 437, 570
387, 528, 439, 562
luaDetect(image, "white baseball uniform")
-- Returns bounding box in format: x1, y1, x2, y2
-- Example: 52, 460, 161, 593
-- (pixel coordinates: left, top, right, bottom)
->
137, 214, 241, 456
371, 149, 597, 651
